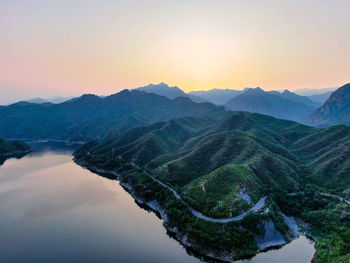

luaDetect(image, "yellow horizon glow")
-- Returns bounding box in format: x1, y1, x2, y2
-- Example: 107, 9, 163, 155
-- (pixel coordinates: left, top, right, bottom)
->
0, 0, 349, 102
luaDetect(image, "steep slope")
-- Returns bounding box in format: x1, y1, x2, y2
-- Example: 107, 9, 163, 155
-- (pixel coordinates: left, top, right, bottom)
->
76, 112, 314, 195
225, 87, 316, 122
136, 82, 204, 103
308, 83, 350, 126
0, 89, 224, 141
188, 89, 244, 105
292, 125, 350, 192
75, 112, 350, 262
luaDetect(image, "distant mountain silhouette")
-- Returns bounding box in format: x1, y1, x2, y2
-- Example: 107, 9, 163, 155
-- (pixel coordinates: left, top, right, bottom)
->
294, 87, 337, 96
278, 90, 320, 107
136, 82, 204, 103
307, 91, 332, 104
0, 89, 224, 141
225, 87, 315, 122
308, 83, 350, 126
25, 96, 74, 104
188, 89, 244, 105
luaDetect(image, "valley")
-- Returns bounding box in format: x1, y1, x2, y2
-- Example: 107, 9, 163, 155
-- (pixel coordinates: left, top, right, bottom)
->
74, 111, 350, 262
1, 83, 350, 263
2, 2, 349, 262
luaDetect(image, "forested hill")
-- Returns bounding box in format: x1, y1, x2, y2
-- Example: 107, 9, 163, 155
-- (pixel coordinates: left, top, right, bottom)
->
0, 139, 31, 164
0, 89, 225, 142
75, 111, 350, 263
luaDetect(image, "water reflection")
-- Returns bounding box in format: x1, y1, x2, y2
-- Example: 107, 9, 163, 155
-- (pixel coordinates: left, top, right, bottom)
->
0, 142, 315, 263
237, 236, 314, 263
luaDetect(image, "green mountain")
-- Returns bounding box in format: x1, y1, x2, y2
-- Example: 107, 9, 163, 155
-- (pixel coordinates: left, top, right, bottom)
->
75, 111, 350, 262
0, 89, 223, 141
308, 83, 350, 127
225, 88, 316, 122
0, 139, 31, 164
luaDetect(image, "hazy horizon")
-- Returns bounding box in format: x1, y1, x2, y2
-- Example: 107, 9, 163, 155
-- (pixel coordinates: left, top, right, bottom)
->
0, 82, 339, 105
1, 0, 349, 104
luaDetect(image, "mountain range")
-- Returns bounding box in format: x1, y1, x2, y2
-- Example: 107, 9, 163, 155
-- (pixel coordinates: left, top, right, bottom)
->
0, 89, 224, 141
25, 96, 74, 104
188, 89, 244, 105
225, 87, 317, 122
1, 81, 350, 262
136, 82, 204, 103
1, 83, 349, 144
75, 111, 350, 263
294, 87, 337, 96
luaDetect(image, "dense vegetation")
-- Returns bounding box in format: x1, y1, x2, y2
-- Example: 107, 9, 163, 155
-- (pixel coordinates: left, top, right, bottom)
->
75, 111, 350, 262
182, 164, 261, 218
0, 139, 31, 164
0, 89, 224, 141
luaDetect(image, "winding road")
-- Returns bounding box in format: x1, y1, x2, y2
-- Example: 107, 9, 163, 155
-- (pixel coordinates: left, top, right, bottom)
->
320, 192, 350, 205
130, 162, 268, 223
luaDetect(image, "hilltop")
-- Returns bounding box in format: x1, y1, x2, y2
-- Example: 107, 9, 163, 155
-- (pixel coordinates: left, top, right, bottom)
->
136, 82, 204, 103
225, 88, 316, 122
75, 111, 350, 262
0, 89, 224, 141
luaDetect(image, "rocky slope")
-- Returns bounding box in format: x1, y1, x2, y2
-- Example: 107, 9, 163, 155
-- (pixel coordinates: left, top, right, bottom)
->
308, 83, 350, 127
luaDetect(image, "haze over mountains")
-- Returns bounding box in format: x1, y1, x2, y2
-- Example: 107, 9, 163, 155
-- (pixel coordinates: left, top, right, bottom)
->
0, 89, 223, 141
134, 83, 332, 107
294, 87, 337, 96
136, 83, 350, 126
189, 89, 244, 105
309, 83, 350, 126
25, 96, 74, 104
225, 87, 317, 122
1, 81, 350, 263
136, 83, 204, 103
135, 83, 338, 123
1, 82, 349, 143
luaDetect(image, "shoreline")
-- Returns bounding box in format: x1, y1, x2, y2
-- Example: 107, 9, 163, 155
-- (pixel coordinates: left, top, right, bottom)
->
4, 138, 86, 145
0, 149, 32, 165
74, 158, 316, 262
74, 158, 235, 262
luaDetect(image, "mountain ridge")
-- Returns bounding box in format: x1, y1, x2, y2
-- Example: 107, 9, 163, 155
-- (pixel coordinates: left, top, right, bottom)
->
0, 89, 224, 141
225, 88, 316, 122
308, 83, 350, 127
74, 111, 350, 262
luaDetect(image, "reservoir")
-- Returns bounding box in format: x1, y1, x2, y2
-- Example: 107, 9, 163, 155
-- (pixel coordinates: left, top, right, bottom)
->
0, 142, 315, 262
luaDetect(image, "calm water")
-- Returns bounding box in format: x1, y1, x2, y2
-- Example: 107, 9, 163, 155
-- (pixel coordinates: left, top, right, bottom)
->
0, 142, 315, 263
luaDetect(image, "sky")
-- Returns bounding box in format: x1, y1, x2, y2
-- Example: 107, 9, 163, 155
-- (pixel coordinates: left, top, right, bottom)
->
0, 0, 349, 104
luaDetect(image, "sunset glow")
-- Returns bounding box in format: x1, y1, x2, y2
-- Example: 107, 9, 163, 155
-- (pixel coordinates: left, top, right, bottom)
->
1, 0, 349, 103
